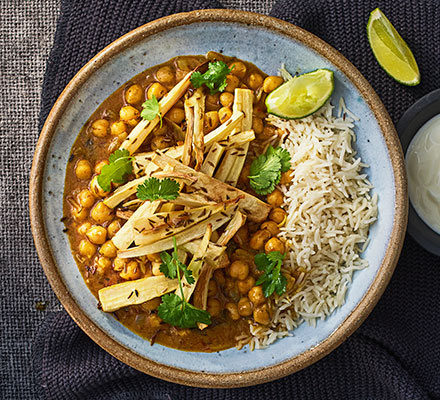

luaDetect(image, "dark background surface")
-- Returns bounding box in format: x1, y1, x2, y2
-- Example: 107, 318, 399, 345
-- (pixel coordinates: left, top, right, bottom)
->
2, 0, 440, 399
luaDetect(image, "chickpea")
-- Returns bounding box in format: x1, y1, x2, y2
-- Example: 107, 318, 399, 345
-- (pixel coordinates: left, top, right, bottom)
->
107, 220, 121, 238
233, 225, 248, 247
99, 240, 117, 258
252, 116, 264, 135
125, 84, 143, 104
213, 269, 226, 286
152, 125, 167, 136
127, 118, 139, 127
205, 93, 220, 110
224, 277, 235, 292
78, 189, 95, 208
253, 304, 270, 325
147, 82, 167, 100
150, 135, 172, 151
269, 208, 287, 224
152, 262, 163, 276
237, 276, 255, 295
204, 111, 220, 133
110, 120, 127, 136
224, 74, 240, 93
166, 107, 185, 124
94, 160, 109, 175
238, 297, 253, 317
206, 51, 225, 62
239, 163, 251, 185
229, 260, 249, 281
265, 237, 285, 254
250, 229, 271, 251
225, 302, 240, 320
267, 189, 284, 207
219, 92, 234, 108
118, 132, 128, 141
91, 202, 113, 224
75, 159, 92, 180
261, 221, 280, 237
248, 286, 265, 306
86, 225, 107, 245
218, 106, 232, 124
79, 239, 96, 258
248, 73, 263, 90
280, 169, 293, 185
120, 260, 141, 280
113, 257, 125, 271
208, 280, 218, 297
77, 222, 91, 235
96, 256, 112, 273
259, 125, 276, 140
90, 176, 110, 198
119, 105, 139, 121
229, 61, 247, 79
147, 253, 162, 263
207, 297, 221, 317
90, 119, 109, 138
72, 207, 88, 221
141, 297, 161, 311
176, 57, 199, 71
231, 249, 253, 262
263, 76, 284, 93
156, 66, 175, 85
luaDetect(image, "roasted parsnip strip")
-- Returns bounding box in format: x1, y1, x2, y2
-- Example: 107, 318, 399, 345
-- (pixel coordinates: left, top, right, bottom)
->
182, 99, 194, 166
223, 89, 253, 186
191, 89, 205, 171
116, 209, 134, 220
98, 275, 178, 312
180, 240, 226, 267
133, 146, 183, 176
164, 117, 185, 142
118, 207, 234, 258
151, 170, 198, 185
193, 263, 215, 330
169, 193, 216, 208
133, 204, 227, 245
176, 224, 212, 302
217, 211, 247, 246
120, 71, 193, 154
104, 163, 157, 209
203, 111, 244, 147
151, 153, 271, 223
112, 200, 160, 250
200, 142, 224, 176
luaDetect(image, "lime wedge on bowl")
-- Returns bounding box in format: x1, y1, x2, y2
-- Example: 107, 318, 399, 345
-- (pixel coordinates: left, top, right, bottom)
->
367, 8, 420, 86
265, 69, 334, 119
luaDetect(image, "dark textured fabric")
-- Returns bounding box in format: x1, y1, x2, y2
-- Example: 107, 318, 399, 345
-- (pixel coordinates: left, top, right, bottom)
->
32, 0, 440, 399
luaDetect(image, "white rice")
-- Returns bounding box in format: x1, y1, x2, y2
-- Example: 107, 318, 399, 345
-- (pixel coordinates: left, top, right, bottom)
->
239, 100, 378, 349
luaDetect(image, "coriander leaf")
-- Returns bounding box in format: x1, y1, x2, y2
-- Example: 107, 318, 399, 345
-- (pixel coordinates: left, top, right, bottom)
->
248, 145, 291, 195
158, 294, 211, 329
97, 149, 133, 191
136, 177, 180, 201
267, 146, 291, 173
190, 61, 232, 95
254, 251, 287, 298
159, 251, 176, 279
141, 95, 162, 126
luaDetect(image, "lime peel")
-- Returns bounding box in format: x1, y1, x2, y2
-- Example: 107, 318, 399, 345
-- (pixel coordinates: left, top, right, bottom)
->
367, 8, 420, 86
265, 69, 334, 120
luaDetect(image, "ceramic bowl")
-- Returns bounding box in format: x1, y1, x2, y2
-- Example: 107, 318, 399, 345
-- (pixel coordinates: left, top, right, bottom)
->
397, 88, 440, 256
30, 10, 407, 388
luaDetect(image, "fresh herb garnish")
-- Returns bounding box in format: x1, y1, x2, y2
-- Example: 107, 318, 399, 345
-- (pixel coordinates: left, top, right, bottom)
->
190, 61, 232, 94
255, 251, 287, 298
248, 145, 291, 195
141, 95, 162, 126
136, 177, 180, 201
157, 238, 211, 329
97, 149, 133, 191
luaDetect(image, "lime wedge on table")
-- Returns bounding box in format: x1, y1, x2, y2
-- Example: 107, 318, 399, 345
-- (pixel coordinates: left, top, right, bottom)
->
367, 8, 420, 86
265, 69, 334, 119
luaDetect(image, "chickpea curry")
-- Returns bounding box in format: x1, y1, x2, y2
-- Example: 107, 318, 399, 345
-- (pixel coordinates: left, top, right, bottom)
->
63, 52, 293, 352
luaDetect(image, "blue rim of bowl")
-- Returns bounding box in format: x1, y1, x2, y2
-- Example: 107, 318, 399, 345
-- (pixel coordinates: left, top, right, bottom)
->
397, 88, 440, 256
29, 9, 407, 388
